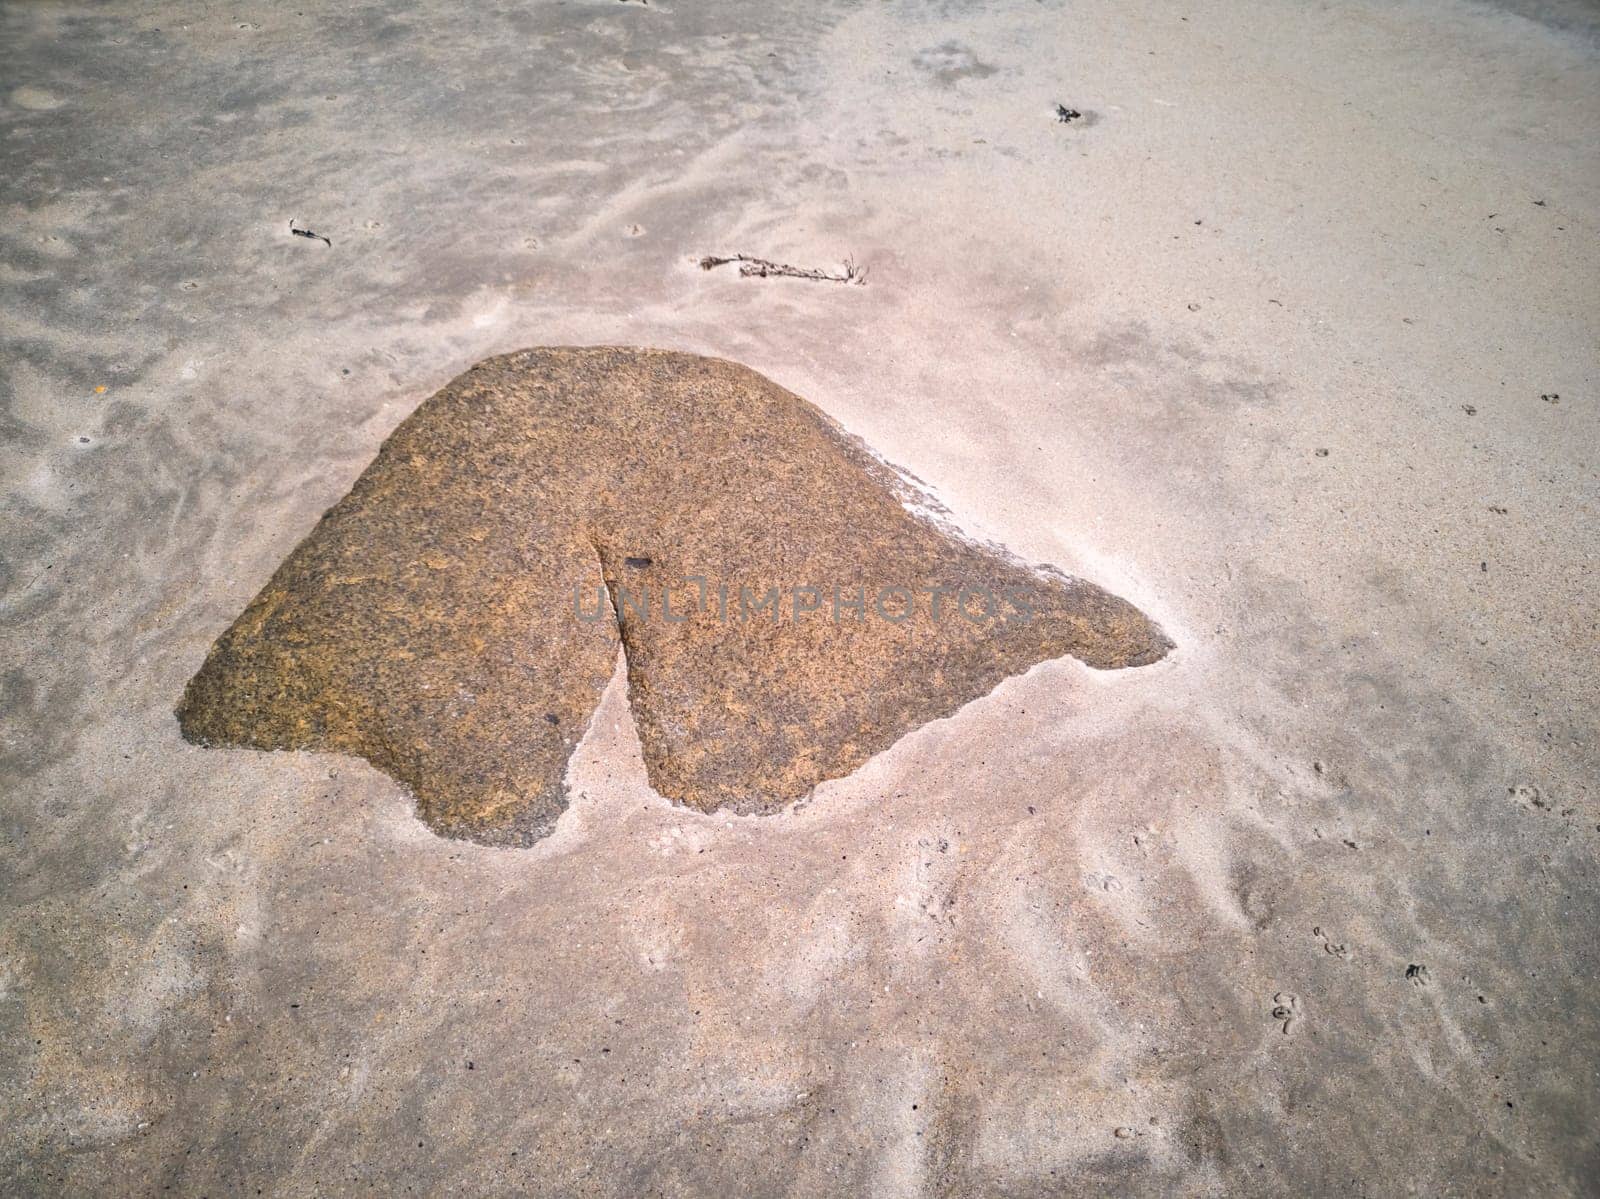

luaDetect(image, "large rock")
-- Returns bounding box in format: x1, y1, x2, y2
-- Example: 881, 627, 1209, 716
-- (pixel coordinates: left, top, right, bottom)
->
178, 347, 1171, 844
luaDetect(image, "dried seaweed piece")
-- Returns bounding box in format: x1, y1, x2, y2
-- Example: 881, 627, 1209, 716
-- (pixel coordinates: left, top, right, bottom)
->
179, 348, 1170, 845
289, 219, 331, 247
699, 254, 866, 284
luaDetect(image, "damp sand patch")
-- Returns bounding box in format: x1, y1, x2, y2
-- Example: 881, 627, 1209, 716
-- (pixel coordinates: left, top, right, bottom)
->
178, 348, 1170, 845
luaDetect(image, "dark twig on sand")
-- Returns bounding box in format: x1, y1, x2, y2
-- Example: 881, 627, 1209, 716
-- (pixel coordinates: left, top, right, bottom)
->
699, 253, 867, 285
289, 219, 332, 247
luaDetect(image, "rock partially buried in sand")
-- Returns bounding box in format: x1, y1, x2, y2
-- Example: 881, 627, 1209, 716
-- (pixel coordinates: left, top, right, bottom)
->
179, 347, 1171, 845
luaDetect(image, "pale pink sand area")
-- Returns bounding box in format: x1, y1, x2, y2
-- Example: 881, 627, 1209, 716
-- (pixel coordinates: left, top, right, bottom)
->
2, 0, 1596, 1194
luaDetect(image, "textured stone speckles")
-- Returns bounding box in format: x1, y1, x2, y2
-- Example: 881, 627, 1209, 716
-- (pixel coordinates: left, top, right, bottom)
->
178, 348, 1170, 844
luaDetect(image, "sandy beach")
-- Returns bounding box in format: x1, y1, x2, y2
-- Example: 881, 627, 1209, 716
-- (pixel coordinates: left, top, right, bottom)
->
2, 0, 1597, 1193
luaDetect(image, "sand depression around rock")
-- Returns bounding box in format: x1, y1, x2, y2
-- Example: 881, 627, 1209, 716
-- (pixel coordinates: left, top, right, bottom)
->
177, 347, 1171, 845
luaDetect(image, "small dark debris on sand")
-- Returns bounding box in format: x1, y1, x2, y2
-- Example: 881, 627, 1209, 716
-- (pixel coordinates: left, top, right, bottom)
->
289, 219, 331, 247
1055, 103, 1082, 123
699, 253, 866, 284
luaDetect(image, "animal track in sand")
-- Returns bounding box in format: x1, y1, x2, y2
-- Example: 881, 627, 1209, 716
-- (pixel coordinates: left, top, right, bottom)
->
1270, 991, 1301, 1035
178, 348, 1170, 845
1313, 925, 1349, 959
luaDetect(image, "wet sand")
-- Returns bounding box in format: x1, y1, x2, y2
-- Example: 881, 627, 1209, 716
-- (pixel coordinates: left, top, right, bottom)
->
2, 0, 1597, 1194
